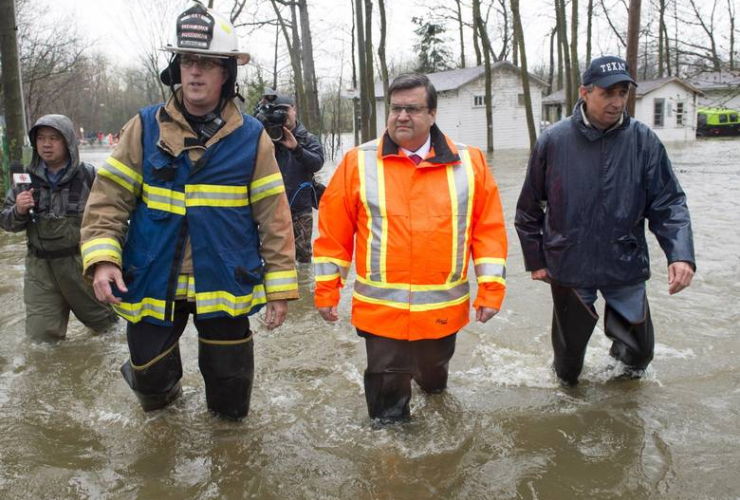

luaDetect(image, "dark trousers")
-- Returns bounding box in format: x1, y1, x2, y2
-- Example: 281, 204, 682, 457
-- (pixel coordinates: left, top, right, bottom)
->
359, 329, 457, 420
123, 300, 254, 419
550, 283, 654, 385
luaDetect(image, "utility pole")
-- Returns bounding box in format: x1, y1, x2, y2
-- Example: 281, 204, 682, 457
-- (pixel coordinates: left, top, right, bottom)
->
626, 0, 642, 115
0, 0, 28, 177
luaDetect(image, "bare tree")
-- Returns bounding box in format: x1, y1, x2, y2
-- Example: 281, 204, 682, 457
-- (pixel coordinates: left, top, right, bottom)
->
363, 0, 377, 138
556, 0, 574, 114
0, 0, 25, 170
626, 0, 642, 115
473, 0, 494, 151
377, 0, 390, 121
571, 0, 580, 104
297, 0, 320, 133
354, 0, 371, 141
511, 0, 536, 150
586, 0, 594, 63
727, 0, 736, 70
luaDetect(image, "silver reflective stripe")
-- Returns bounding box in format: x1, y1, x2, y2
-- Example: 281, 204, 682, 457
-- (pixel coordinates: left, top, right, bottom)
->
475, 262, 506, 280
265, 276, 296, 288
145, 186, 186, 212
354, 280, 470, 307
448, 146, 473, 282
186, 191, 246, 202
82, 241, 119, 257
101, 160, 142, 194
314, 261, 349, 280
248, 178, 283, 199
361, 149, 385, 281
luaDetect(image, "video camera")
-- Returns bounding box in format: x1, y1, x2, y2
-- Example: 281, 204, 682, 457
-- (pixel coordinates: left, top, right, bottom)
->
253, 103, 289, 142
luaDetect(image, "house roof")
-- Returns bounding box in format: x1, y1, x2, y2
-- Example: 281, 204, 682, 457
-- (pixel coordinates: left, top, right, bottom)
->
374, 62, 547, 98
542, 76, 703, 105
686, 71, 740, 90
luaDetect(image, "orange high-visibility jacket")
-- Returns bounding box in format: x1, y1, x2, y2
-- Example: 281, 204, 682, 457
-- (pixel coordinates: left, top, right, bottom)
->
314, 127, 507, 340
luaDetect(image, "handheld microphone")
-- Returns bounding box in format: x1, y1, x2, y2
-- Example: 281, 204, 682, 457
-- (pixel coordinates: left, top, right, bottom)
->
10, 162, 36, 222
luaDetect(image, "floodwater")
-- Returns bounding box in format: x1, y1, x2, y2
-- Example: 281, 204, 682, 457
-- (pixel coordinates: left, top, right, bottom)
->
0, 138, 738, 500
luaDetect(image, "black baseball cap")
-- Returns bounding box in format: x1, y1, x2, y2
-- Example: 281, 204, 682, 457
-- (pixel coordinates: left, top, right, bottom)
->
272, 93, 295, 108
582, 56, 637, 88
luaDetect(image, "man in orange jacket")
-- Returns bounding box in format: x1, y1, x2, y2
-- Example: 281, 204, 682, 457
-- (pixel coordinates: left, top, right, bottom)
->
314, 74, 508, 422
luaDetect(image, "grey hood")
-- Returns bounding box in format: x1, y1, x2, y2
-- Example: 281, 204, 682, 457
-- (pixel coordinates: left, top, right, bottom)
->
27, 114, 81, 184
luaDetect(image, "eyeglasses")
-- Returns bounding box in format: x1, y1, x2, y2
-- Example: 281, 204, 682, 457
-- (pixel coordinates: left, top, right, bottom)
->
180, 55, 224, 71
389, 104, 428, 116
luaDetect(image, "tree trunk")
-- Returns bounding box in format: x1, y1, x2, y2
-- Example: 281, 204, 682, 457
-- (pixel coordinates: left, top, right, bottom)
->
556, 0, 573, 114
570, 0, 580, 104
289, 2, 309, 120
472, 18, 483, 66
557, 22, 563, 91
548, 27, 556, 95
363, 0, 377, 138
658, 0, 665, 77
273, 23, 280, 89
377, 0, 390, 122
626, 0, 642, 116
0, 0, 26, 174
354, 0, 370, 142
297, 0, 320, 134
351, 0, 360, 146
729, 0, 736, 70
511, 0, 536, 151
455, 0, 466, 68
473, 0, 494, 152
662, 5, 672, 76
586, 0, 593, 63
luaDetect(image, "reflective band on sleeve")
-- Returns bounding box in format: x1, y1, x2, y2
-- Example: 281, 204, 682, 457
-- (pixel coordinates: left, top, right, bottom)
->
314, 256, 351, 283
99, 157, 143, 195
474, 257, 507, 285
143, 184, 186, 214
265, 269, 298, 293
249, 173, 286, 203
352, 277, 470, 312
195, 286, 268, 316
113, 297, 167, 323
175, 274, 196, 300
81, 237, 122, 268
185, 184, 249, 207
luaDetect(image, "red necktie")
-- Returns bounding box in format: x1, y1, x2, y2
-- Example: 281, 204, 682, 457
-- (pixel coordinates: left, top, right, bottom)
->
409, 154, 422, 165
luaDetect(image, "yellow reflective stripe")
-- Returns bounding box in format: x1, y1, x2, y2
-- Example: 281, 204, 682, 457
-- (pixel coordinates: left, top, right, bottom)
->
195, 286, 268, 315
474, 257, 507, 265
461, 149, 475, 277
81, 237, 122, 267
250, 172, 283, 190
265, 269, 298, 293
446, 165, 459, 283
477, 276, 507, 285
250, 173, 286, 204
315, 273, 342, 283
99, 157, 143, 195
175, 274, 196, 299
377, 156, 388, 281
358, 151, 374, 278
473, 257, 507, 285
113, 298, 167, 323
185, 184, 249, 207
313, 256, 352, 267
143, 183, 186, 215
352, 290, 470, 312
353, 276, 470, 311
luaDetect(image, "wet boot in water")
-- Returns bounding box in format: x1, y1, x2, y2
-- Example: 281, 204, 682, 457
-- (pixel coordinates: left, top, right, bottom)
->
198, 335, 254, 421
120, 344, 183, 412
605, 301, 654, 379
551, 284, 599, 386
364, 371, 412, 423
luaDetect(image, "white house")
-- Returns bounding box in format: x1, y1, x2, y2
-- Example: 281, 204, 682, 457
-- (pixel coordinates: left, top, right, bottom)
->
373, 63, 547, 150
542, 76, 703, 142
686, 71, 740, 110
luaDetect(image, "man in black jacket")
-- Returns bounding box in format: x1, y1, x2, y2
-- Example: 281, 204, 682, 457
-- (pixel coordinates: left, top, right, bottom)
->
515, 56, 695, 385
270, 93, 325, 263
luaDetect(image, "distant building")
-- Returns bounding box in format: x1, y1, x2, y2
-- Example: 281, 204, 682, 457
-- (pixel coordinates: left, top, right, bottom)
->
373, 63, 547, 150
542, 76, 703, 142
686, 71, 740, 110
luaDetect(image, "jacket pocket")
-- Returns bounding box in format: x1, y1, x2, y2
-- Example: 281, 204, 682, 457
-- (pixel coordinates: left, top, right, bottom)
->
144, 150, 180, 220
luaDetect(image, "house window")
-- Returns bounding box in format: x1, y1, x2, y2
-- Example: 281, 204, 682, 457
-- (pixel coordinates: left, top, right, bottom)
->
517, 93, 525, 107
653, 99, 665, 127
676, 102, 685, 127
473, 95, 485, 108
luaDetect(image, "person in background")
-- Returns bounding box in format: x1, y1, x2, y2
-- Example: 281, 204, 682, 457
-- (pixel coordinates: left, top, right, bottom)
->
515, 55, 695, 386
313, 74, 508, 422
80, 1, 298, 420
0, 114, 118, 340
267, 92, 325, 264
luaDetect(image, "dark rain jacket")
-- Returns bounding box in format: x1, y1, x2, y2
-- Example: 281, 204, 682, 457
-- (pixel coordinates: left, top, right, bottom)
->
515, 102, 695, 288
274, 121, 325, 215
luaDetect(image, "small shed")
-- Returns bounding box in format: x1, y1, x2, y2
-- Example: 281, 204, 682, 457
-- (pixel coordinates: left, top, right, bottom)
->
541, 76, 703, 142
374, 63, 547, 150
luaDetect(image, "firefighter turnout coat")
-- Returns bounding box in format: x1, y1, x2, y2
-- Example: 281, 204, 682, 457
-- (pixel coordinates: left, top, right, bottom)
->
314, 125, 507, 340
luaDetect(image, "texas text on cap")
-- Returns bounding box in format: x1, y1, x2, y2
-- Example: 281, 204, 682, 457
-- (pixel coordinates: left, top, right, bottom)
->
581, 56, 638, 88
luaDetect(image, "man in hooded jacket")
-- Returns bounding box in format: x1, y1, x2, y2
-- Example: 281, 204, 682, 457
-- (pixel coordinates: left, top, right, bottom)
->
0, 114, 118, 339
515, 55, 695, 385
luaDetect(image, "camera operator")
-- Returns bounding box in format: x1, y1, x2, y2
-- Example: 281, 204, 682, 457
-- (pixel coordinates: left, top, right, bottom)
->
260, 93, 325, 263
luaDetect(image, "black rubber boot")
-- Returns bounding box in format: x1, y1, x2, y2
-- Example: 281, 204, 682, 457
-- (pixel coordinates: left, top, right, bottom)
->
198, 335, 254, 421
605, 300, 654, 376
363, 371, 412, 422
551, 284, 599, 385
120, 344, 183, 412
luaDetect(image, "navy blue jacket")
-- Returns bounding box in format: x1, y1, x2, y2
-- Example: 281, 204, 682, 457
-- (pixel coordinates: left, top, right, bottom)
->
515, 102, 695, 288
274, 121, 325, 215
